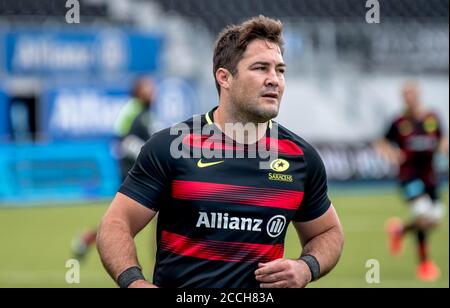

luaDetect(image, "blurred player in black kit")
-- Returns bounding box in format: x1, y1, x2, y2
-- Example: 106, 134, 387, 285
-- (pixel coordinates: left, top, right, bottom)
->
377, 81, 448, 281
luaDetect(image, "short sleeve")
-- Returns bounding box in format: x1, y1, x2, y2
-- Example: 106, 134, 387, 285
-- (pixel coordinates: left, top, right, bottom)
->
292, 143, 331, 222
119, 129, 173, 211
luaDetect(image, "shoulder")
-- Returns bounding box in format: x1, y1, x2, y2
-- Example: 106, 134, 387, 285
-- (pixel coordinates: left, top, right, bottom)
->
117, 100, 143, 120
275, 122, 322, 160
392, 114, 407, 125
424, 111, 440, 121
114, 100, 144, 135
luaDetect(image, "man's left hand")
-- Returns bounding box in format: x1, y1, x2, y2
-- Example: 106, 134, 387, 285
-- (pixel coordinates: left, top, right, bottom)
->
255, 258, 312, 288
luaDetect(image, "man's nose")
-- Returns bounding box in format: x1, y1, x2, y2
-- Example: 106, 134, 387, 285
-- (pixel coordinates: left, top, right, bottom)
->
265, 69, 279, 88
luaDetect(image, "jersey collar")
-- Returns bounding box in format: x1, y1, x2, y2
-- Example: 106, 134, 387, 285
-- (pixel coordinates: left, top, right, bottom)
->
205, 107, 273, 130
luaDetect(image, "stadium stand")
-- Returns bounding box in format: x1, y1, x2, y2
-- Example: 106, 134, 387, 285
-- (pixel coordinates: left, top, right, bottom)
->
0, 0, 108, 23
153, 0, 448, 32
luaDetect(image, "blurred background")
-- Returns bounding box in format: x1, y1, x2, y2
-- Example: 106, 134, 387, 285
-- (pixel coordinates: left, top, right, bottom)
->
0, 0, 448, 287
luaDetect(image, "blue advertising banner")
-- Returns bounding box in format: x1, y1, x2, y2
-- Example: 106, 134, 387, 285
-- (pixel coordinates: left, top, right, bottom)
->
2, 28, 163, 76
40, 78, 199, 140
152, 77, 199, 131
41, 85, 130, 139
0, 89, 9, 142
0, 141, 120, 204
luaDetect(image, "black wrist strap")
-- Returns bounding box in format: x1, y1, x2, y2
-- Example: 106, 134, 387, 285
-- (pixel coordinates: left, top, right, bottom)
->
117, 266, 145, 288
299, 254, 320, 282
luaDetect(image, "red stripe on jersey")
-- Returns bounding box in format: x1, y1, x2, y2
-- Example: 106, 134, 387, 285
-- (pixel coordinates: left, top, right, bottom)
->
160, 231, 284, 263
172, 180, 303, 210
264, 137, 304, 156
182, 134, 303, 156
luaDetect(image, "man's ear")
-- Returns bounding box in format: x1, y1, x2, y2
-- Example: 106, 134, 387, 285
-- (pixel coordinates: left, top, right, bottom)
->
215, 68, 232, 91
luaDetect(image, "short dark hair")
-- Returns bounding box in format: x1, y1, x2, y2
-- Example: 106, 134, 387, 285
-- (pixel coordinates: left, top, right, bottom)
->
213, 15, 284, 95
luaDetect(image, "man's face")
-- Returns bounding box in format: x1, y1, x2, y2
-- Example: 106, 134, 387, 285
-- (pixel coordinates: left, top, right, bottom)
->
136, 80, 154, 106
402, 83, 420, 111
228, 39, 286, 122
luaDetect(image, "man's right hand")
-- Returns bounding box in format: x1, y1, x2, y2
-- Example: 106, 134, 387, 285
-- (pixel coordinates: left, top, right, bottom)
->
391, 148, 406, 165
128, 280, 159, 288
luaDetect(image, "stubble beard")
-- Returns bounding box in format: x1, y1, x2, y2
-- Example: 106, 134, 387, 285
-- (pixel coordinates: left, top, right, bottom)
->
230, 93, 280, 124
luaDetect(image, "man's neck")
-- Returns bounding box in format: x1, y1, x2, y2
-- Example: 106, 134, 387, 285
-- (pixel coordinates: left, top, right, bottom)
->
407, 106, 426, 121
213, 105, 269, 145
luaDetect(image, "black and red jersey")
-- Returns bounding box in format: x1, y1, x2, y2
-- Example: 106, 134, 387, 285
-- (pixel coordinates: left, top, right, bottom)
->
385, 112, 442, 184
119, 107, 331, 288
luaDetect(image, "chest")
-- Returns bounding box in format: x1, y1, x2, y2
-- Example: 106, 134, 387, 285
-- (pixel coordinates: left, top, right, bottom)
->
395, 119, 439, 151
164, 155, 306, 234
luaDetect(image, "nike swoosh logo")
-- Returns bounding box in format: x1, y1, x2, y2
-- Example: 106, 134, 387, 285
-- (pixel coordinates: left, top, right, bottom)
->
197, 159, 224, 168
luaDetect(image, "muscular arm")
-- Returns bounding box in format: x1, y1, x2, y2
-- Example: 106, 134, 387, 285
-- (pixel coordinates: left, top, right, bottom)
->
97, 192, 157, 287
255, 205, 344, 288
293, 204, 344, 279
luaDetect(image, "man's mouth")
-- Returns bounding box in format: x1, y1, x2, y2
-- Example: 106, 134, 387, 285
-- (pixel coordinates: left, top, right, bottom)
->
261, 92, 278, 99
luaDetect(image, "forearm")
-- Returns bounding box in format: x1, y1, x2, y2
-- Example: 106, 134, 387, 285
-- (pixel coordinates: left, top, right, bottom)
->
300, 224, 344, 279
375, 139, 395, 161
438, 137, 449, 154
97, 217, 141, 281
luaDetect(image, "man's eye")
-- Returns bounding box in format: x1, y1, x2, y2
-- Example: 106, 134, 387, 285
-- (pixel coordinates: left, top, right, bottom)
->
278, 69, 285, 74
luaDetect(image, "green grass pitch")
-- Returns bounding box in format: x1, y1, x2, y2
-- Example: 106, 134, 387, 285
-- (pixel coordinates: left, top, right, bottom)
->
0, 187, 448, 288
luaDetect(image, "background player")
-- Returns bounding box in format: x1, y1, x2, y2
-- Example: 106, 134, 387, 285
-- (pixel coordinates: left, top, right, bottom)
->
376, 81, 448, 281
71, 77, 156, 261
